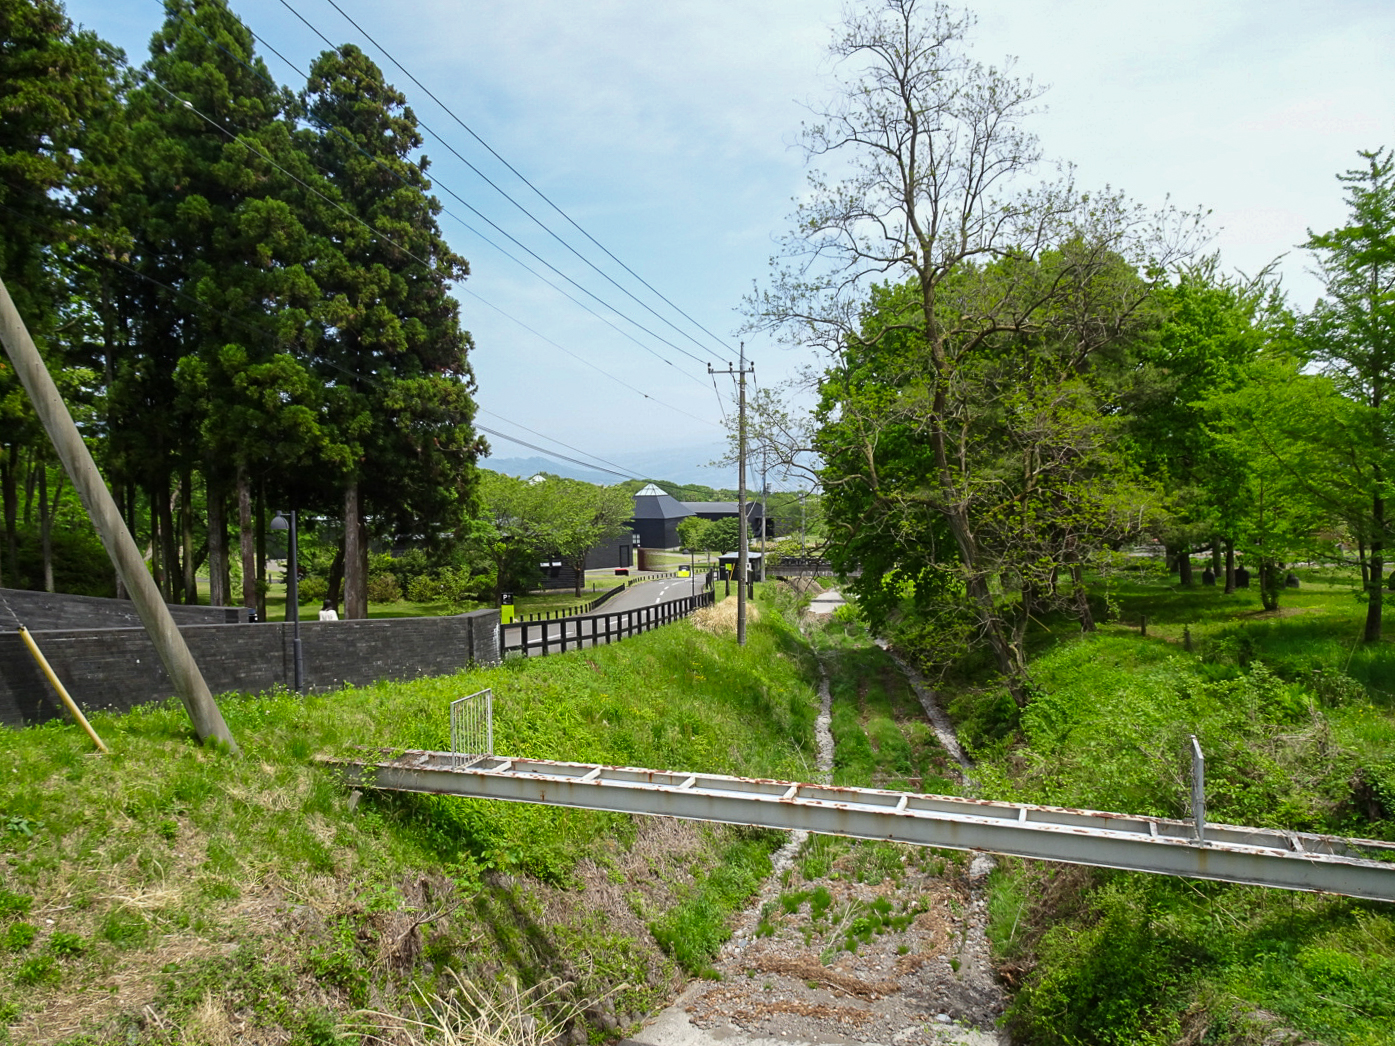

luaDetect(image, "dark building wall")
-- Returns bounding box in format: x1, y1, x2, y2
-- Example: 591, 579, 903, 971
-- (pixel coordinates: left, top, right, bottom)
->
583, 542, 632, 570
0, 609, 500, 729
0, 587, 247, 630
633, 518, 682, 549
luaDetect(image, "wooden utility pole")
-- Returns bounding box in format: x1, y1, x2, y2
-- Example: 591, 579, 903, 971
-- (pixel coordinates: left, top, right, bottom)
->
0, 276, 239, 753
710, 346, 755, 646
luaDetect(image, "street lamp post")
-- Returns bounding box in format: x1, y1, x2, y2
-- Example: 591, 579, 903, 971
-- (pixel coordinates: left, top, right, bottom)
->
270, 510, 304, 693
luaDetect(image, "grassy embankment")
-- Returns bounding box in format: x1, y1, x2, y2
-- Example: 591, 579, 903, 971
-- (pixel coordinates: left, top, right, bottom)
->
0, 589, 819, 1044
922, 564, 1395, 1046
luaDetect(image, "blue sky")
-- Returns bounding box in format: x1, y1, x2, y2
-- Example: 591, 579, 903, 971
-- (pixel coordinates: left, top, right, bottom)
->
65, 0, 1395, 485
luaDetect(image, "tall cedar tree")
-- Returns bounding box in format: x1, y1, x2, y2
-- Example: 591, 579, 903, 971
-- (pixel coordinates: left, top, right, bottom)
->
119, 0, 323, 610
301, 45, 481, 618
0, 0, 121, 587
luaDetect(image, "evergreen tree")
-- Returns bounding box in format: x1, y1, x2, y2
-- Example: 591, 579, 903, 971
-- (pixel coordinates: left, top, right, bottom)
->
119, 0, 323, 610
301, 44, 481, 618
0, 0, 124, 589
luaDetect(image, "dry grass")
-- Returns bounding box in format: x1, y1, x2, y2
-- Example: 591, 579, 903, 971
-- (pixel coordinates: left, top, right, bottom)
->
691, 599, 761, 636
358, 970, 590, 1046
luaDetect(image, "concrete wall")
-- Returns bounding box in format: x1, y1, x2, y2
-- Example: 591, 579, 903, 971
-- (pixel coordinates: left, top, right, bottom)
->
0, 587, 247, 630
0, 609, 500, 728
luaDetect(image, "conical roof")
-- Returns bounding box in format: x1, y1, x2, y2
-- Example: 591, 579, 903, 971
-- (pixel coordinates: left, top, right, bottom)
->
632, 483, 692, 520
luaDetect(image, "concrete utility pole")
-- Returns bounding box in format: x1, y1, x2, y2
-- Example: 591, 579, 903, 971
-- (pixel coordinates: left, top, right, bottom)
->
0, 276, 239, 753
710, 346, 755, 646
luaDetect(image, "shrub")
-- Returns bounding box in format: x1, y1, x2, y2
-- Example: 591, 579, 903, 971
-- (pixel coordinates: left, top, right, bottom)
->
365, 573, 402, 604
298, 576, 328, 604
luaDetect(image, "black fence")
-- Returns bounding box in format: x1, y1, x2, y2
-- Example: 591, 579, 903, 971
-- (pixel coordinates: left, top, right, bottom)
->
503, 588, 713, 657
517, 572, 683, 622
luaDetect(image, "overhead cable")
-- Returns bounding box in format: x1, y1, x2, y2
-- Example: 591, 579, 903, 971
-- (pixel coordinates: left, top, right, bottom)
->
142, 77, 716, 423
161, 2, 717, 379
273, 0, 720, 368
309, 0, 731, 362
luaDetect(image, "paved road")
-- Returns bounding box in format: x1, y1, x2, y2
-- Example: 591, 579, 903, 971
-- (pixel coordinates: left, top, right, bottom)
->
598, 574, 709, 615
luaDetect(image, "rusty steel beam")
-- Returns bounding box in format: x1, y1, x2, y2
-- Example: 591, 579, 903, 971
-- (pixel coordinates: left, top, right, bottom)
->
322, 751, 1395, 903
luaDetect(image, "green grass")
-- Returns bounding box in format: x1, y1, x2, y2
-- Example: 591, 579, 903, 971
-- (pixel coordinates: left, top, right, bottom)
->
0, 592, 820, 1040
815, 638, 958, 795
932, 565, 1395, 1046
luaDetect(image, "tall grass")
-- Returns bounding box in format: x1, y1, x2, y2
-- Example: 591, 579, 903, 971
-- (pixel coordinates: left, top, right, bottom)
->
939, 567, 1395, 1046
0, 594, 821, 1040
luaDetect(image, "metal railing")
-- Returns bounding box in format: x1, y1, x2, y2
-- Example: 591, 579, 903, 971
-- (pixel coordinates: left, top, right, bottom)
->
449, 688, 493, 769
503, 588, 713, 658
327, 750, 1395, 903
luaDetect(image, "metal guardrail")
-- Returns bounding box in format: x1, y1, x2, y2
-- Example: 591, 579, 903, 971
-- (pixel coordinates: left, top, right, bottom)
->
502, 588, 714, 658
324, 751, 1395, 902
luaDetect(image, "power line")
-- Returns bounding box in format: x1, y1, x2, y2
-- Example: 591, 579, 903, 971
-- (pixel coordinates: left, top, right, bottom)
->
310, 0, 732, 362
475, 425, 637, 482
143, 76, 717, 425
0, 195, 703, 490
171, 1, 716, 385
272, 0, 721, 368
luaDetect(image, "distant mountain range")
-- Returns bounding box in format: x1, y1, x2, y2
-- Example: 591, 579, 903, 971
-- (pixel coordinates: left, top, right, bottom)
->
484, 442, 736, 488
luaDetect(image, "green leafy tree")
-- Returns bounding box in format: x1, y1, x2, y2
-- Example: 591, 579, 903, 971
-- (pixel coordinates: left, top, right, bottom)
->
676, 516, 712, 554
117, 0, 323, 612
746, 0, 1197, 701
702, 516, 742, 556
1303, 148, 1395, 641
1202, 355, 1356, 610
534, 478, 634, 597
300, 44, 481, 618
0, 0, 124, 588
1131, 260, 1276, 589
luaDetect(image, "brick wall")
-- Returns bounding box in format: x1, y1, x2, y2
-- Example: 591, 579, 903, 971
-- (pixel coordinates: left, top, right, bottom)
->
0, 587, 247, 630
0, 609, 501, 728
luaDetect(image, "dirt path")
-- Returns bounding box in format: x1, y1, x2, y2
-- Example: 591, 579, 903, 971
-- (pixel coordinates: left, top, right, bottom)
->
625, 602, 1010, 1046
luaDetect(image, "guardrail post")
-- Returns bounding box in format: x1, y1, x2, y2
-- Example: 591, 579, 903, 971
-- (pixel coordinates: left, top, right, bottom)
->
1190, 735, 1206, 845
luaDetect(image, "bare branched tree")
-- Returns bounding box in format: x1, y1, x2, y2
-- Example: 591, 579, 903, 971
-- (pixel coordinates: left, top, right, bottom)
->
746, 0, 1202, 702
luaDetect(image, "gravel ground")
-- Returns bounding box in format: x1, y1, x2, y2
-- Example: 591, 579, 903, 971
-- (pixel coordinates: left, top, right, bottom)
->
626, 606, 1010, 1046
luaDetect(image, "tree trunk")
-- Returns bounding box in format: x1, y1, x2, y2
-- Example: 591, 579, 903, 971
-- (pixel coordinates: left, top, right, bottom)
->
1224, 538, 1236, 594
1358, 538, 1370, 592
1259, 558, 1282, 612
1071, 563, 1095, 632
181, 468, 197, 605
158, 475, 179, 604
572, 557, 586, 598
325, 539, 345, 613
255, 480, 267, 622
23, 451, 36, 526
1365, 492, 1384, 643
2, 443, 18, 586
39, 464, 52, 593
237, 466, 256, 612
112, 481, 126, 599
344, 481, 367, 619
148, 482, 163, 599
1210, 539, 1223, 576
207, 477, 229, 608
1178, 545, 1193, 586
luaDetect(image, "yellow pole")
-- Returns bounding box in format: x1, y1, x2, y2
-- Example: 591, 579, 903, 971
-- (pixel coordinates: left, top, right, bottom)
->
17, 627, 109, 754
